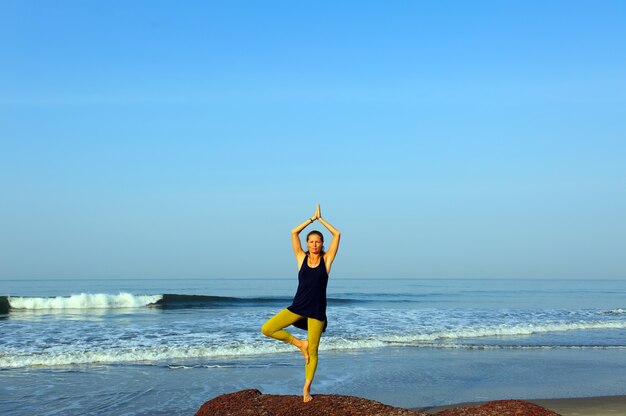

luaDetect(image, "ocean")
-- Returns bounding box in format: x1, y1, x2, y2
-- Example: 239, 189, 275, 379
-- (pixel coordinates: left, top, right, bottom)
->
1, 278, 625, 415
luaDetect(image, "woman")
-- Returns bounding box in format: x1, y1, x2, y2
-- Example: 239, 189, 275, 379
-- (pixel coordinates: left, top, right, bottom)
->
261, 204, 341, 403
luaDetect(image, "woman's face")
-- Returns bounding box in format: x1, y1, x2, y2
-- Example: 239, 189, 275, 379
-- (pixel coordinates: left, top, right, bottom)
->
307, 235, 323, 254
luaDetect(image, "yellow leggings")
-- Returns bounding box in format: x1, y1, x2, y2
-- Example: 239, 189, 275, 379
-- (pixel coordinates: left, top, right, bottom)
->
261, 308, 325, 381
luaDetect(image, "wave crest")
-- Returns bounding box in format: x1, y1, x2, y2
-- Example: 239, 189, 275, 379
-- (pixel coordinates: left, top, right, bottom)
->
8, 293, 162, 310
605, 309, 626, 315
3, 293, 356, 312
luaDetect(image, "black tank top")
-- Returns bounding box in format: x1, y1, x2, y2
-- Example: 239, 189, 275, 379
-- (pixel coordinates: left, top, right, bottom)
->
287, 254, 329, 332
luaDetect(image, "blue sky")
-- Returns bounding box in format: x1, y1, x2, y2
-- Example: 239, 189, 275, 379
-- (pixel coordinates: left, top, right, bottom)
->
1, 1, 625, 280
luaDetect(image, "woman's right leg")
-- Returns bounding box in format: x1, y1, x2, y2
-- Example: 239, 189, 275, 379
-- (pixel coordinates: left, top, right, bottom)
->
261, 309, 310, 363
261, 308, 302, 343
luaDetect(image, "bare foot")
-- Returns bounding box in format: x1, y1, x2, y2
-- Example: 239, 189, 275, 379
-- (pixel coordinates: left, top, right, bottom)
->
293, 339, 309, 364
303, 380, 313, 403
303, 389, 313, 403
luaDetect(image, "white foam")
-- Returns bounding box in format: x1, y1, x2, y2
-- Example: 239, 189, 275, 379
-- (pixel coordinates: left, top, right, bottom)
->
3, 301, 626, 369
0, 343, 290, 368
606, 309, 626, 315
4, 319, 625, 369
8, 293, 162, 310
375, 321, 626, 344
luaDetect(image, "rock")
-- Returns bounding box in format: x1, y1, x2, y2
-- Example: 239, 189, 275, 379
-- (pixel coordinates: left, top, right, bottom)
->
195, 391, 562, 416
195, 389, 429, 416
434, 399, 561, 416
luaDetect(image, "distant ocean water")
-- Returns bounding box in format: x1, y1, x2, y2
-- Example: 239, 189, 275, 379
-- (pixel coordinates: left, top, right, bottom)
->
2, 278, 626, 415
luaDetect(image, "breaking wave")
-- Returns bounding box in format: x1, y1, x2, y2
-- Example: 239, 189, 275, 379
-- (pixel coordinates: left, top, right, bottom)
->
5, 293, 162, 310
2, 319, 626, 368
1, 293, 358, 313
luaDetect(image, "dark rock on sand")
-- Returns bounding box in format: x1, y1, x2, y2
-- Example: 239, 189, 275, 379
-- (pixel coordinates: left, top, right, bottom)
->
434, 399, 561, 416
195, 390, 562, 416
194, 389, 428, 416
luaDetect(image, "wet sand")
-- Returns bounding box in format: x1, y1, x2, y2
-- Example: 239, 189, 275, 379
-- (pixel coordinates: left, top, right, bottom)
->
415, 395, 626, 415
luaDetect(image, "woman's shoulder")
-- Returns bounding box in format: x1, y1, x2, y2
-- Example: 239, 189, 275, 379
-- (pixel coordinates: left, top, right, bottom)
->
296, 252, 307, 267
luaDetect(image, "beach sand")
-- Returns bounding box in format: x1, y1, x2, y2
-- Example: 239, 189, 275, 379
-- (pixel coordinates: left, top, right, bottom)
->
415, 395, 626, 415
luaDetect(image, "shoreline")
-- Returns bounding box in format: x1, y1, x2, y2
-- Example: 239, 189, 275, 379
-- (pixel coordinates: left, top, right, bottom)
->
413, 394, 626, 415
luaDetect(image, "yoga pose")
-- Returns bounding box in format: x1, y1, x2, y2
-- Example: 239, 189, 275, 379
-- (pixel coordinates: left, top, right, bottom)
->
261, 204, 341, 402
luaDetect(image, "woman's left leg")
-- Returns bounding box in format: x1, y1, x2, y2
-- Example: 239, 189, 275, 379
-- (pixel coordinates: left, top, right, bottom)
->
303, 317, 325, 402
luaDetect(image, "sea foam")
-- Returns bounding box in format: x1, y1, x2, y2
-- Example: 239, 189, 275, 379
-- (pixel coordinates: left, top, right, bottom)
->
8, 293, 162, 310
2, 319, 626, 368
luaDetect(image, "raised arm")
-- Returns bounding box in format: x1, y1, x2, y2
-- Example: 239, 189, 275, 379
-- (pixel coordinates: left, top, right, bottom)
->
291, 211, 316, 265
316, 206, 341, 273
